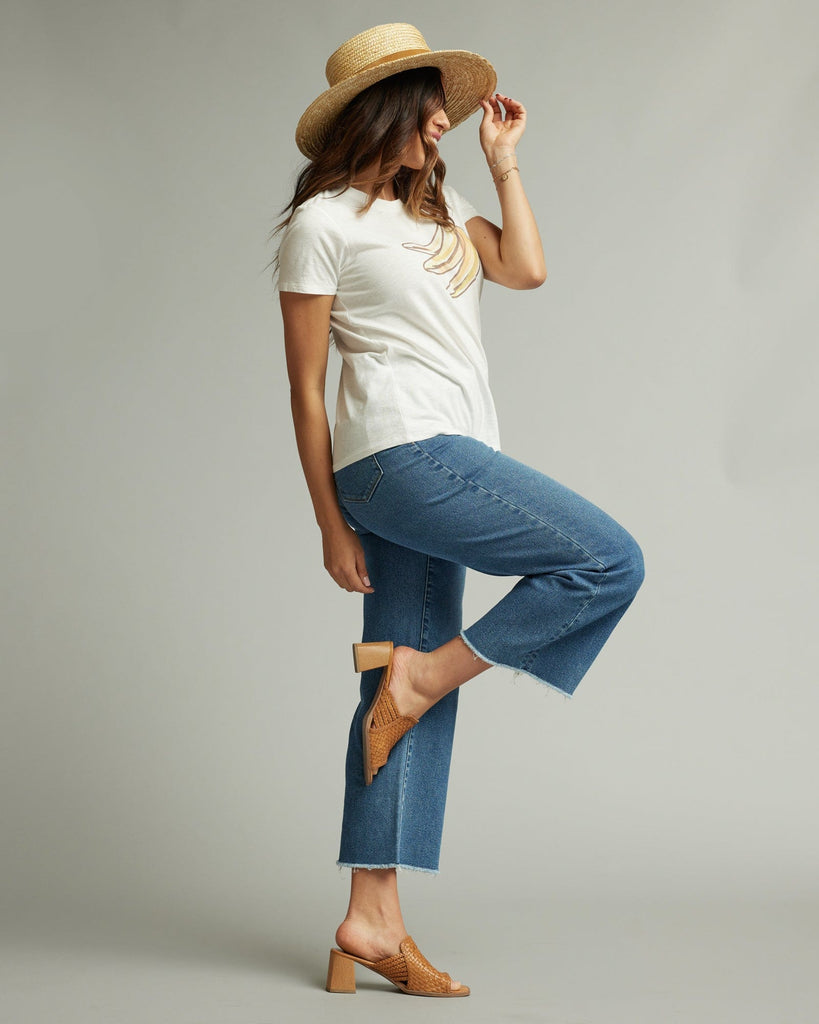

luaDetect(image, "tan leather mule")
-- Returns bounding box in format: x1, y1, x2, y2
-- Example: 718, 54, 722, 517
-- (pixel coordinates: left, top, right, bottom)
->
326, 934, 469, 997
353, 641, 418, 786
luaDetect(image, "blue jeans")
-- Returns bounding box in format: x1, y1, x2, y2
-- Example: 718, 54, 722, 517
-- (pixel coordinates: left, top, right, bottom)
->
333, 434, 644, 872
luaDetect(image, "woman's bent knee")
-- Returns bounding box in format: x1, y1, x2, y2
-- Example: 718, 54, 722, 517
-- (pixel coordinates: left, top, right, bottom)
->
601, 524, 644, 601
622, 534, 645, 597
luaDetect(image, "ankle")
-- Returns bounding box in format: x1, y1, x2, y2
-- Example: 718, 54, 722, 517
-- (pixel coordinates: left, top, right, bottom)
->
404, 647, 454, 708
417, 636, 491, 701
344, 868, 404, 931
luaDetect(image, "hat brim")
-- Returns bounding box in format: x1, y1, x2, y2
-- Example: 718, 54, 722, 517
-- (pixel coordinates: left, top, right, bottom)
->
295, 49, 497, 160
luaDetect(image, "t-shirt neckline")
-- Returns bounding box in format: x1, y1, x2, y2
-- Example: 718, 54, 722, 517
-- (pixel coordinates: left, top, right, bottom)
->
348, 187, 407, 208
349, 185, 402, 205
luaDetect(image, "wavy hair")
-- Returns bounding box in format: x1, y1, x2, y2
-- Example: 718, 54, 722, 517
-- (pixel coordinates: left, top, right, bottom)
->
267, 66, 456, 284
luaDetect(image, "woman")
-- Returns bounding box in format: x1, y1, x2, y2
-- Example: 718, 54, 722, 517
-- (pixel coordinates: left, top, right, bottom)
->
273, 23, 644, 998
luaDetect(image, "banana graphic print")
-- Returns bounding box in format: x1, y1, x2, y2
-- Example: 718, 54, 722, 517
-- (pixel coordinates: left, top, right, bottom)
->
402, 222, 480, 298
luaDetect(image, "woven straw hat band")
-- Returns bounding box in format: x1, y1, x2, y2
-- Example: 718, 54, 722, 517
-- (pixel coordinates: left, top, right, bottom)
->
325, 24, 431, 86
355, 48, 431, 78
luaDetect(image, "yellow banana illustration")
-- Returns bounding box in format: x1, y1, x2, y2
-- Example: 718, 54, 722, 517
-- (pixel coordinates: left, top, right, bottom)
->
403, 222, 443, 255
402, 223, 480, 298
426, 228, 464, 274
403, 223, 460, 272
449, 235, 481, 298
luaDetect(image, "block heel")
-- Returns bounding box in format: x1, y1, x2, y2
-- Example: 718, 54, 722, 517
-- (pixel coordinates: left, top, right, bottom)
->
352, 640, 393, 672
326, 947, 356, 993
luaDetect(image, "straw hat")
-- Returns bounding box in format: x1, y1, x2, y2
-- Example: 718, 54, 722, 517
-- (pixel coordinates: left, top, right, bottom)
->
295, 23, 497, 160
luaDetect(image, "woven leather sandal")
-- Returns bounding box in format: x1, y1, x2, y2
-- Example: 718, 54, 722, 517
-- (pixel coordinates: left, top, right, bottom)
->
326, 935, 469, 997
353, 641, 419, 786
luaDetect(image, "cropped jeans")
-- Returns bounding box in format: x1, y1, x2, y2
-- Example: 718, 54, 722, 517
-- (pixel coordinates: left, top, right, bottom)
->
332, 434, 644, 873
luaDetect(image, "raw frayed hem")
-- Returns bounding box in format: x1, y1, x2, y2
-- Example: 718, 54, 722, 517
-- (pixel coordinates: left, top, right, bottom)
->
459, 630, 573, 701
336, 861, 439, 876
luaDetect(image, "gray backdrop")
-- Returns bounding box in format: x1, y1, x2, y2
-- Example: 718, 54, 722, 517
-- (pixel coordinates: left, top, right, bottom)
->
2, 1, 818, 1021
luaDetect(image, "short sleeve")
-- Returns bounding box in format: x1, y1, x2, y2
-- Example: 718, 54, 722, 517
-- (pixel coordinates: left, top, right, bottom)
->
444, 184, 481, 226
276, 203, 346, 294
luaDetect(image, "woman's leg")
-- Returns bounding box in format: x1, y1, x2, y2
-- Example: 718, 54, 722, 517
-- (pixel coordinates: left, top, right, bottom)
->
331, 435, 643, 991
333, 526, 469, 990
335, 867, 465, 992
334, 435, 645, 703
336, 528, 467, 872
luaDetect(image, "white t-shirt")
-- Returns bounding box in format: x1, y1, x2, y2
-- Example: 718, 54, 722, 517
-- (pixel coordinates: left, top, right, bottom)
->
276, 182, 501, 472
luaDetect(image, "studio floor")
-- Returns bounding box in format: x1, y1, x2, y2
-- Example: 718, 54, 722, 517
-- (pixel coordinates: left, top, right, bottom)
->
3, 894, 817, 1024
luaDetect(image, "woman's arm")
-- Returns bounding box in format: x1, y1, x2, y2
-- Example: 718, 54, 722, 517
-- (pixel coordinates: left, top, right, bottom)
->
279, 291, 374, 594
465, 92, 547, 290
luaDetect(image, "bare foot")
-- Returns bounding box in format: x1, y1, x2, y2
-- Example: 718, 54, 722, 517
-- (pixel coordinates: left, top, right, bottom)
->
335, 917, 405, 963
387, 645, 435, 721
335, 918, 465, 993
385, 637, 491, 724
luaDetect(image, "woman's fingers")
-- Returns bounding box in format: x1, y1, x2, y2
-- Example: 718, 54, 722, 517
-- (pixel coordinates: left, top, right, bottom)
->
492, 93, 526, 118
326, 564, 373, 594
348, 573, 374, 594
480, 93, 527, 149
331, 570, 358, 592
355, 555, 372, 592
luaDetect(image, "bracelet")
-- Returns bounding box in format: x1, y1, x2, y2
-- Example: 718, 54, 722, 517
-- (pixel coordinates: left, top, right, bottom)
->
489, 151, 517, 170
492, 165, 520, 184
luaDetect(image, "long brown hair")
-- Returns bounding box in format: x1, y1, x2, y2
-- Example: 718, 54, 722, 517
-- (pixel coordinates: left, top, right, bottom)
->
268, 66, 456, 284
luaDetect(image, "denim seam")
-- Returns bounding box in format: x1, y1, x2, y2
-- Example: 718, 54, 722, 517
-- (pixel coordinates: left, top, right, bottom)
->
395, 553, 433, 865
408, 442, 606, 569
370, 453, 384, 501
546, 570, 606, 644
419, 554, 433, 653
395, 734, 412, 868
515, 565, 607, 674
337, 453, 385, 503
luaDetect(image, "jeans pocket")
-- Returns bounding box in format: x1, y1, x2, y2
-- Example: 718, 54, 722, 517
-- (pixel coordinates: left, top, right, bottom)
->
334, 454, 384, 503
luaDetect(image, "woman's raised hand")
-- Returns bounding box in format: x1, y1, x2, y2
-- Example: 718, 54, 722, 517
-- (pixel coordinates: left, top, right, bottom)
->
478, 92, 527, 157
